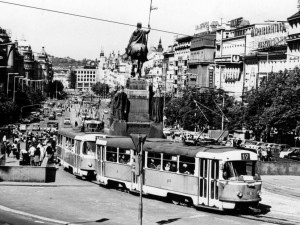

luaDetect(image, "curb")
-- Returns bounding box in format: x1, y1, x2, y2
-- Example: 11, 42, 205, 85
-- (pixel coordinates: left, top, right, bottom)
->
0, 205, 69, 224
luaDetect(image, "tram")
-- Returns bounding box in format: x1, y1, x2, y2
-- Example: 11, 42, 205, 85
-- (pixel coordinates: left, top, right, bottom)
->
95, 137, 262, 211
56, 128, 104, 178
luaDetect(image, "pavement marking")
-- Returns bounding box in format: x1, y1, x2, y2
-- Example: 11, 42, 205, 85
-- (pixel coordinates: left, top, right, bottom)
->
0, 205, 69, 225
34, 221, 45, 224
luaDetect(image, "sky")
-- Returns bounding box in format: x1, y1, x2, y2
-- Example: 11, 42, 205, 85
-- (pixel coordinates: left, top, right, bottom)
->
0, 0, 297, 60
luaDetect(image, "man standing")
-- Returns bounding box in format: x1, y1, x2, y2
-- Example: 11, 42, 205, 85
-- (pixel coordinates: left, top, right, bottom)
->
126, 22, 150, 62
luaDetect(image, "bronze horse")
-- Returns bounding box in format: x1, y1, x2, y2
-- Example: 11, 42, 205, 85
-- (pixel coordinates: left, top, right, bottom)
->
127, 43, 147, 78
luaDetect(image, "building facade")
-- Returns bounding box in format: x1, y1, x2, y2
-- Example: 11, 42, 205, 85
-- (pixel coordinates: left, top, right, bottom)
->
174, 35, 192, 95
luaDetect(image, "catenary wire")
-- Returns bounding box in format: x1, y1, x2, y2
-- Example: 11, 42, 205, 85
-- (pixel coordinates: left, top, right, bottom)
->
0, 0, 288, 50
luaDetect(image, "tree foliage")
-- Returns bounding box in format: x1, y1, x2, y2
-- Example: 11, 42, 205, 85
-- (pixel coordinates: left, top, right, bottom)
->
91, 82, 110, 96
164, 88, 236, 131
243, 69, 300, 141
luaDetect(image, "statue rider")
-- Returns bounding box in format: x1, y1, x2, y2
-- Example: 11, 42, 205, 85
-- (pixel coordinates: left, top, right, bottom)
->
126, 22, 151, 62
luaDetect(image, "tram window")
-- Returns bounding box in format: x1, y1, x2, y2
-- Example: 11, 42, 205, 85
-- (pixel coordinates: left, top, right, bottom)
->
147, 152, 161, 170
200, 159, 208, 178
163, 154, 178, 172
223, 161, 256, 180
82, 141, 96, 156
106, 146, 117, 162
179, 156, 195, 175
211, 160, 219, 179
119, 148, 130, 164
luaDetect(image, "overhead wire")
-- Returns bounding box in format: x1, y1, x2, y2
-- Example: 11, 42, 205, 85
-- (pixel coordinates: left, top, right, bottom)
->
0, 0, 288, 50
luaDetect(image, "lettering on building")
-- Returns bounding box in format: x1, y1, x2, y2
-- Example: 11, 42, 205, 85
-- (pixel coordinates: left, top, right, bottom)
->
230, 17, 244, 28
251, 22, 287, 37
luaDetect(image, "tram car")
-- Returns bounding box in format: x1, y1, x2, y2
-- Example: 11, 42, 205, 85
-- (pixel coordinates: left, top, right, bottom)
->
56, 128, 104, 178
95, 137, 262, 211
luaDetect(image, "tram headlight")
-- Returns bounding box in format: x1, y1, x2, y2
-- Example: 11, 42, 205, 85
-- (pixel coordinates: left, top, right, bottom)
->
237, 192, 243, 198
88, 162, 92, 167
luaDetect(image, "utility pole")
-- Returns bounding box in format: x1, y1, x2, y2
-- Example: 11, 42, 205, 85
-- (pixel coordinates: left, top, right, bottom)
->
221, 92, 225, 131
130, 134, 147, 225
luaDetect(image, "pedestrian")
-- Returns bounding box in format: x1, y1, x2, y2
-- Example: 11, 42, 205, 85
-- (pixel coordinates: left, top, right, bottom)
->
28, 144, 36, 166
34, 146, 41, 166
75, 120, 78, 127
46, 142, 54, 163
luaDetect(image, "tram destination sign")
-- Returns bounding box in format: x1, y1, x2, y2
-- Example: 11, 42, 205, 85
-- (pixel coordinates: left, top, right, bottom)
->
241, 153, 250, 160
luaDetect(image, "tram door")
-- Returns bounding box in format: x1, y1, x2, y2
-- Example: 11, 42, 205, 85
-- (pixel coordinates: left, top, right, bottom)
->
74, 140, 81, 174
198, 159, 219, 207
96, 145, 104, 177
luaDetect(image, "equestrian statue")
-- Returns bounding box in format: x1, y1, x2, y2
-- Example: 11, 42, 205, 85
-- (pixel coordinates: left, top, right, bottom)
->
125, 22, 151, 78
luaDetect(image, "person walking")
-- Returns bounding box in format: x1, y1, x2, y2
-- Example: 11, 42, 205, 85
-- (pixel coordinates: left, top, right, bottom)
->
28, 144, 36, 166
34, 146, 41, 166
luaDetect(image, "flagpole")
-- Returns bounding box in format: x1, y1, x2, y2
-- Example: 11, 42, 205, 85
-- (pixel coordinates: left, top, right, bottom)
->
148, 0, 153, 28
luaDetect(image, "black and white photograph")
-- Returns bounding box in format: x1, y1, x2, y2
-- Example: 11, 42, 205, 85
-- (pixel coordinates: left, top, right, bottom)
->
0, 0, 300, 224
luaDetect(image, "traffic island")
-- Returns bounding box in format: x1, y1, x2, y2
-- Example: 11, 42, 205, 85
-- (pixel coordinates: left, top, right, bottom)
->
0, 157, 56, 182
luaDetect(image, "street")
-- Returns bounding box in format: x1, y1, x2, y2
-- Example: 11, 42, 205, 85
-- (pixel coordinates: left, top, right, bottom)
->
1, 165, 300, 225
0, 100, 298, 225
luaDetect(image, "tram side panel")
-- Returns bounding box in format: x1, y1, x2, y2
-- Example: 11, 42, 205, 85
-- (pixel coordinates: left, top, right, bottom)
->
103, 162, 132, 183
143, 169, 198, 198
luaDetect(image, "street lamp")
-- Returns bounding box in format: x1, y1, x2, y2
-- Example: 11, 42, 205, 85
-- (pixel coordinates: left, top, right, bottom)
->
7, 73, 18, 98
13, 76, 23, 102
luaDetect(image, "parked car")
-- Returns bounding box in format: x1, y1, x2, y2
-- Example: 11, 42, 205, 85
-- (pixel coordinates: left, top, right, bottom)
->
32, 123, 40, 131
280, 147, 298, 158
56, 112, 62, 117
63, 117, 71, 125
271, 144, 290, 157
49, 114, 56, 120
240, 140, 258, 151
286, 148, 300, 161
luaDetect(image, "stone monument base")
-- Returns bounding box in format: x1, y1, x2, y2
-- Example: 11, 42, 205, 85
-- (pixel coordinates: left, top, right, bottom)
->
105, 120, 163, 138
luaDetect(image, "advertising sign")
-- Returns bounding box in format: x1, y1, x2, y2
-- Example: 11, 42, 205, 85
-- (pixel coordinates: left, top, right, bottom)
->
230, 17, 244, 28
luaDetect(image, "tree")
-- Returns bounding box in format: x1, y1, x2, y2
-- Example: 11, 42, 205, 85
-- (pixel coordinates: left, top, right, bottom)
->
242, 69, 300, 141
164, 88, 235, 131
46, 80, 64, 99
91, 82, 110, 97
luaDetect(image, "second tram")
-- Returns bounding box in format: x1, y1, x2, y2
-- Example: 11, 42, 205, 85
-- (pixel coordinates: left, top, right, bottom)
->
56, 128, 103, 178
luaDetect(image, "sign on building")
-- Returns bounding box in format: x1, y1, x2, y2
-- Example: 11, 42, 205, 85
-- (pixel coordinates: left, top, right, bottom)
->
231, 55, 241, 63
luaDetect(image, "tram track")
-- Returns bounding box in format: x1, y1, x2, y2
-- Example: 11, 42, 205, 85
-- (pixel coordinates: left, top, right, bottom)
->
235, 214, 300, 225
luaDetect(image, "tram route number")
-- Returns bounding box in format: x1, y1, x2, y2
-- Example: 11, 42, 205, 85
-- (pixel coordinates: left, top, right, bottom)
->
241, 153, 250, 160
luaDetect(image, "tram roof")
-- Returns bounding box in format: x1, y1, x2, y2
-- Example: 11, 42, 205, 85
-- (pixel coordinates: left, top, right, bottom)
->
144, 139, 238, 157
58, 128, 86, 138
96, 137, 238, 157
58, 128, 105, 139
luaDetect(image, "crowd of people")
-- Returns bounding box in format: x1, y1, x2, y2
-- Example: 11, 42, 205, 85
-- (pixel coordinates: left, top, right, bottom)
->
1, 127, 57, 166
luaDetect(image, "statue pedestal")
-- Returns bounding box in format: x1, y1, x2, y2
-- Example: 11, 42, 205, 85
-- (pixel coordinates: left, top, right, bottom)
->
105, 78, 164, 138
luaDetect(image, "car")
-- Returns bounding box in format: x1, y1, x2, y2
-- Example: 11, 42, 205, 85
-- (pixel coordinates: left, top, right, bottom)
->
49, 114, 56, 120
104, 109, 109, 114
280, 147, 298, 158
286, 148, 300, 161
64, 117, 71, 125
32, 123, 41, 131
56, 112, 62, 117
240, 140, 258, 150
21, 118, 31, 124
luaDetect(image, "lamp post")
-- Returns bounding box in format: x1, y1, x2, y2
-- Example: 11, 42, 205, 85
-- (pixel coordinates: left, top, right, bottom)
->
7, 73, 18, 98
13, 76, 23, 102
